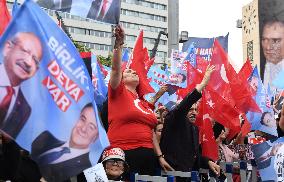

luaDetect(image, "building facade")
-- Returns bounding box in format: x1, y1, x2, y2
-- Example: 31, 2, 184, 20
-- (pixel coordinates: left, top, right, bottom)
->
7, 0, 179, 64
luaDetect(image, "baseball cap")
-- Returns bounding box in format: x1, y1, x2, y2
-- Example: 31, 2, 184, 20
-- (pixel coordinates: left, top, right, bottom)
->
101, 147, 125, 163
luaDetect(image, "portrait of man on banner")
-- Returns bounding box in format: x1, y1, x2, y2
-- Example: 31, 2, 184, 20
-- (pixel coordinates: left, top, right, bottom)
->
252, 137, 284, 181
259, 0, 284, 90
0, 31, 43, 138
0, 1, 109, 181
31, 103, 99, 180
36, 0, 121, 25
167, 50, 187, 88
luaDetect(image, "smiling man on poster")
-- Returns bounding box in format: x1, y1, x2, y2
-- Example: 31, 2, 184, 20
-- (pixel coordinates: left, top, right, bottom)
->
0, 32, 43, 138
0, 0, 109, 181
31, 103, 99, 180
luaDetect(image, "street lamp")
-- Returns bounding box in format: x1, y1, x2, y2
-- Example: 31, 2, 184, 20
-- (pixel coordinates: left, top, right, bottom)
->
179, 31, 189, 43
236, 19, 242, 28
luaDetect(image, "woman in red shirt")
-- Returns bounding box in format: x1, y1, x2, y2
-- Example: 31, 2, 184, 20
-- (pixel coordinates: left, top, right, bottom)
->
108, 25, 172, 177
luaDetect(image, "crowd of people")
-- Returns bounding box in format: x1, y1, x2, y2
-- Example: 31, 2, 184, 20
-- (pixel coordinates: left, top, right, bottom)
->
1, 23, 284, 182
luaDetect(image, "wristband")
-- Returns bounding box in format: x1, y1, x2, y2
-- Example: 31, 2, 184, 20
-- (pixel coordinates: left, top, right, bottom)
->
157, 154, 164, 158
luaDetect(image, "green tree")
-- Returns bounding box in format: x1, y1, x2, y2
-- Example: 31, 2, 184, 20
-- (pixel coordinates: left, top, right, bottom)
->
73, 41, 91, 52
97, 54, 113, 67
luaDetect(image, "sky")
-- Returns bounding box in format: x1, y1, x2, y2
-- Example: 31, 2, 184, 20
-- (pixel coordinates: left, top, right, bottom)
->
179, 0, 253, 71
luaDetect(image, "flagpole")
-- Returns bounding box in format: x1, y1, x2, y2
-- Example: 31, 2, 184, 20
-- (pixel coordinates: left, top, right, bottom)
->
55, 11, 73, 40
150, 31, 168, 59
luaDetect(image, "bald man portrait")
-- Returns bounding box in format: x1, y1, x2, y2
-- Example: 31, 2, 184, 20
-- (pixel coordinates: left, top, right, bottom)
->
0, 32, 43, 138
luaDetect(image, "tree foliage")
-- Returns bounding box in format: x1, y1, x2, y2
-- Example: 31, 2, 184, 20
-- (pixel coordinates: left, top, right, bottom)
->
74, 41, 91, 53
97, 54, 113, 67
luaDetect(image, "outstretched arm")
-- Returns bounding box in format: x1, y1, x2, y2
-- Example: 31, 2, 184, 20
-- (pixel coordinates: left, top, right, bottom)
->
149, 85, 168, 106
173, 65, 215, 117
109, 25, 125, 90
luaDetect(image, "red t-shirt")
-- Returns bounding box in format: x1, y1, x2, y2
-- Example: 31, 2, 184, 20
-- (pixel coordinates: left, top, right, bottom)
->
108, 82, 158, 150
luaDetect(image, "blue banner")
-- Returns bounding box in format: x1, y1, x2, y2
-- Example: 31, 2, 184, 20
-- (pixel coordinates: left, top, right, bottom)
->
0, 0, 109, 181
184, 42, 197, 68
147, 64, 169, 92
182, 33, 229, 61
168, 50, 187, 88
91, 53, 108, 110
246, 67, 277, 136
252, 137, 284, 181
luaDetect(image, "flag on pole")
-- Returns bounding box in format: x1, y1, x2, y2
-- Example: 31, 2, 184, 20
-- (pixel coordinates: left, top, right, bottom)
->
129, 30, 155, 98
91, 53, 108, 110
0, 0, 11, 35
246, 67, 277, 136
0, 0, 109, 180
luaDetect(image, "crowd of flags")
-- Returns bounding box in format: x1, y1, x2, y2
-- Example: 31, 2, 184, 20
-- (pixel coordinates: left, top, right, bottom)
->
1, 0, 284, 180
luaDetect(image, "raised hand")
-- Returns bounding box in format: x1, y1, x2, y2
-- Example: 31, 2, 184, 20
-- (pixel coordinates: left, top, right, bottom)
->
114, 24, 125, 49
201, 64, 215, 87
195, 64, 215, 92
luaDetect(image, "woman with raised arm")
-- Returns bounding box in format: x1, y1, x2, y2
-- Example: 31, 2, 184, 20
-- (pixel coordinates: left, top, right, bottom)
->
108, 25, 172, 178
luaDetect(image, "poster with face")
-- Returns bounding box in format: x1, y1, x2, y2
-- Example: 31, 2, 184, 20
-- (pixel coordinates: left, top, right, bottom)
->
0, 1, 109, 181
259, 0, 284, 90
252, 137, 284, 181
168, 50, 187, 88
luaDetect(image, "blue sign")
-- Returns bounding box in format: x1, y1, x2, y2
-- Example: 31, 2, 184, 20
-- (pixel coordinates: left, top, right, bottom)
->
0, 0, 109, 181
182, 34, 229, 61
246, 67, 277, 136
91, 53, 108, 111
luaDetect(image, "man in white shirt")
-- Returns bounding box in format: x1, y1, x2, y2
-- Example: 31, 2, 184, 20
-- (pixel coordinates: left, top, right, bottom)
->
262, 20, 284, 90
31, 103, 99, 181
0, 32, 43, 138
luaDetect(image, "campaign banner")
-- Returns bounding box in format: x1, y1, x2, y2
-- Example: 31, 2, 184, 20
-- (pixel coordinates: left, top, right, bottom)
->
181, 34, 229, 61
184, 42, 197, 68
246, 67, 277, 136
273, 91, 284, 115
168, 50, 187, 88
147, 64, 169, 92
0, 0, 109, 181
102, 65, 111, 86
252, 137, 284, 182
91, 53, 107, 110
35, 0, 121, 25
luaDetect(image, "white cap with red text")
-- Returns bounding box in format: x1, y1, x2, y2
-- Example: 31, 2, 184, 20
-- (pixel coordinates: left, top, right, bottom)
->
102, 147, 125, 162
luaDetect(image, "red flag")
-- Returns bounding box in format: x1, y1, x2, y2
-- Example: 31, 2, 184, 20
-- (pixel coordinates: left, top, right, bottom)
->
209, 40, 230, 93
209, 41, 236, 106
182, 63, 241, 132
80, 52, 92, 58
241, 115, 251, 137
212, 41, 261, 113
238, 59, 253, 81
196, 56, 209, 73
144, 48, 155, 71
0, 0, 11, 36
204, 86, 241, 132
199, 97, 219, 161
176, 62, 202, 99
129, 30, 154, 97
